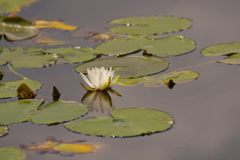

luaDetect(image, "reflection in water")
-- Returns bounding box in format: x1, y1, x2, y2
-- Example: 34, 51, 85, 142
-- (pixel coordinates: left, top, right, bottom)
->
81, 89, 121, 113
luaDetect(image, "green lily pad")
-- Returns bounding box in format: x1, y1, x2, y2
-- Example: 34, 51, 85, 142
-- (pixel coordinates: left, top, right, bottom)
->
201, 42, 240, 65
109, 16, 192, 35
0, 147, 26, 160
0, 0, 37, 14
31, 100, 88, 125
218, 53, 240, 64
143, 35, 196, 57
65, 108, 173, 137
201, 42, 240, 56
95, 37, 149, 56
0, 99, 44, 125
0, 78, 42, 99
95, 35, 196, 57
0, 16, 39, 41
0, 99, 88, 125
44, 47, 99, 64
0, 126, 9, 137
75, 56, 169, 78
0, 47, 57, 68
117, 71, 199, 87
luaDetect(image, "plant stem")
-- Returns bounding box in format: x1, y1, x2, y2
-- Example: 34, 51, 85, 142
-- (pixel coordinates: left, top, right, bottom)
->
8, 64, 28, 79
176, 60, 217, 71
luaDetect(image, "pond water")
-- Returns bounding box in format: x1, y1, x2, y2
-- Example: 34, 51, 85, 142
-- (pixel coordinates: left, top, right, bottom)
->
1, 0, 240, 159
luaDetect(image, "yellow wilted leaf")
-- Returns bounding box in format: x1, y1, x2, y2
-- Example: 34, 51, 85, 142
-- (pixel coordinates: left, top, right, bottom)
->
35, 37, 66, 46
20, 137, 100, 155
34, 20, 78, 30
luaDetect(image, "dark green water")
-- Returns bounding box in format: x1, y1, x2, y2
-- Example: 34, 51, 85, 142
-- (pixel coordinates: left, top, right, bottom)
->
1, 0, 240, 159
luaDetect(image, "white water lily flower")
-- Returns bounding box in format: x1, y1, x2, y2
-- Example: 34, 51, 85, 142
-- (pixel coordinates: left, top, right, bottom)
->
80, 67, 121, 91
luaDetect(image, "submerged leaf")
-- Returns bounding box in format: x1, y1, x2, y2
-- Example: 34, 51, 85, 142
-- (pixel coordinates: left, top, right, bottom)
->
21, 137, 100, 155
0, 14, 39, 41
117, 71, 199, 87
95, 35, 196, 57
0, 126, 9, 137
0, 78, 42, 99
75, 56, 169, 79
44, 47, 98, 64
0, 47, 57, 68
0, 99, 88, 125
109, 16, 192, 35
65, 108, 173, 137
34, 20, 78, 30
0, 147, 26, 160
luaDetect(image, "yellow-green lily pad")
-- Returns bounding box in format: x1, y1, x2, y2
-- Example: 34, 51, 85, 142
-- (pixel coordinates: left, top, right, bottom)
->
0, 126, 9, 137
117, 71, 199, 87
0, 147, 26, 160
201, 42, 240, 65
0, 0, 37, 14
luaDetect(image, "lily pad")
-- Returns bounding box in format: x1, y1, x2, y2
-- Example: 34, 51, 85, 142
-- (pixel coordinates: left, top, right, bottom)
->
117, 71, 199, 87
0, 78, 42, 99
45, 47, 98, 64
218, 53, 240, 64
75, 56, 169, 78
109, 16, 192, 35
95, 37, 149, 56
0, 126, 9, 137
201, 42, 240, 65
201, 42, 240, 56
65, 108, 173, 137
0, 99, 44, 125
95, 35, 196, 57
0, 15, 39, 41
0, 99, 88, 125
0, 147, 26, 160
0, 0, 37, 14
143, 35, 196, 57
0, 47, 57, 68
31, 100, 88, 125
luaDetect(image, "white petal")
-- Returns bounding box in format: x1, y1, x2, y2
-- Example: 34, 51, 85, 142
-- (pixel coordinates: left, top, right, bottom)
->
80, 73, 95, 88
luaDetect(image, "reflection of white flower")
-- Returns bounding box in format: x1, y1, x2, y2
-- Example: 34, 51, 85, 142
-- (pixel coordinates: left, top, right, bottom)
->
80, 67, 120, 91
82, 90, 114, 113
